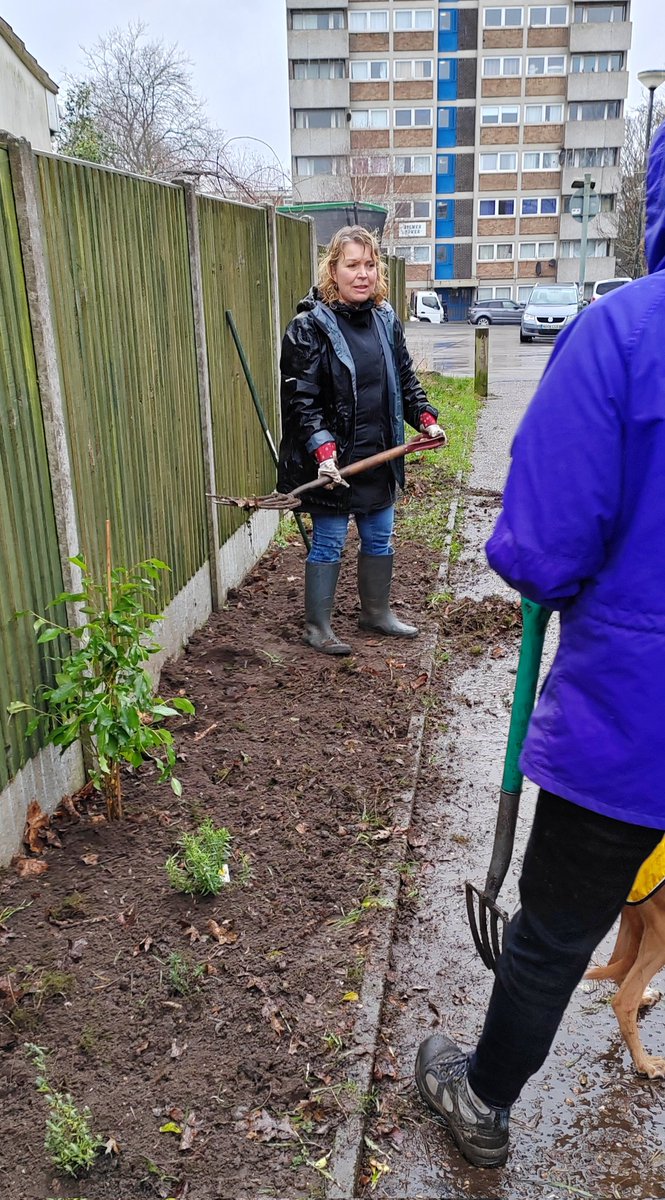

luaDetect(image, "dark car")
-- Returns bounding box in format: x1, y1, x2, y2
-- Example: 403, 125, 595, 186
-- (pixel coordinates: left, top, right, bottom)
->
467, 298, 525, 326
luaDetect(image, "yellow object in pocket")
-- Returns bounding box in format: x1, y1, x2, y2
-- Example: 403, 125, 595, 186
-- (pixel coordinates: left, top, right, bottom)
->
627, 836, 665, 905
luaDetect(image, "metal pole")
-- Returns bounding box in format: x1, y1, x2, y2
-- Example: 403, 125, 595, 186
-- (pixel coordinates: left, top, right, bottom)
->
634, 86, 656, 279
578, 172, 592, 301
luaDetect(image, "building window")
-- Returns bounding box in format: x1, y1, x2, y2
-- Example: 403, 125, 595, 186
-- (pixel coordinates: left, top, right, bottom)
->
523, 151, 561, 170
479, 198, 517, 216
570, 52, 623, 73
483, 57, 522, 77
294, 109, 346, 129
527, 55, 566, 76
524, 103, 564, 124
394, 108, 433, 127
295, 156, 346, 176
396, 200, 432, 218
437, 155, 451, 173
568, 100, 622, 121
477, 243, 515, 260
394, 9, 435, 30
521, 196, 558, 215
350, 60, 389, 81
563, 193, 615, 214
573, 4, 626, 22
518, 285, 534, 302
292, 10, 344, 29
564, 147, 619, 168
395, 154, 433, 174
560, 239, 611, 257
351, 154, 390, 175
292, 60, 346, 80
349, 10, 389, 32
481, 105, 520, 125
529, 5, 568, 24
519, 240, 556, 259
350, 109, 390, 129
484, 7, 524, 26
394, 59, 434, 80
480, 152, 518, 172
477, 286, 515, 299
394, 244, 432, 263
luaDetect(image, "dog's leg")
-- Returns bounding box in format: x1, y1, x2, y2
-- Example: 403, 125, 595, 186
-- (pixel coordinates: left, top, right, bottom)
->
612, 925, 665, 1079
585, 907, 642, 985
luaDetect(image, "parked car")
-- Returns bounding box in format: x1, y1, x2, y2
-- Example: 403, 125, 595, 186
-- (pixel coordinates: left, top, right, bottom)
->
409, 290, 446, 323
590, 276, 632, 302
467, 298, 525, 326
520, 285, 581, 344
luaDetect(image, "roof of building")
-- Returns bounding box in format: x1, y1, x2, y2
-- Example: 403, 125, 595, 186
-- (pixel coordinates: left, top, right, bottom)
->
0, 17, 58, 94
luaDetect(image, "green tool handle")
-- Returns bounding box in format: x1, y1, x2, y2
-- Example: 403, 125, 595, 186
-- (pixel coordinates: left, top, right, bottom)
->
484, 597, 552, 900
226, 310, 312, 553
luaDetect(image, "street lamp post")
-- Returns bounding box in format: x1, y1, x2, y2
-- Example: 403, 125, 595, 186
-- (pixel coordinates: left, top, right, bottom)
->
634, 69, 665, 277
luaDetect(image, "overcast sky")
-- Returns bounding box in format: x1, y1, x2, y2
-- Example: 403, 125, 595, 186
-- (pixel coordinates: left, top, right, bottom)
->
2, 0, 663, 169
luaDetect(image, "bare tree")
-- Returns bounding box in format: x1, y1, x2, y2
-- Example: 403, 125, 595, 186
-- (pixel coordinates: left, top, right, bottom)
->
59, 21, 218, 178
616, 100, 665, 277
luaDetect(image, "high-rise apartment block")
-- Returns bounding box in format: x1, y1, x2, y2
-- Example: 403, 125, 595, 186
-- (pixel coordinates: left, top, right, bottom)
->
286, 1, 631, 318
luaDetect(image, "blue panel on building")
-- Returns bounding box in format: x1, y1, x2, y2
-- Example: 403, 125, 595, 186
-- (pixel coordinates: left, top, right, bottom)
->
437, 106, 456, 148
438, 9, 458, 52
436, 199, 455, 238
438, 58, 457, 101
436, 153, 456, 194
435, 244, 454, 281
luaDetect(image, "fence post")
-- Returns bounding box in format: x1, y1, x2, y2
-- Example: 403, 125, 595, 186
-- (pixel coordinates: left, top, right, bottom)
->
308, 215, 319, 288
181, 181, 221, 611
6, 136, 83, 614
265, 204, 282, 418
474, 326, 489, 399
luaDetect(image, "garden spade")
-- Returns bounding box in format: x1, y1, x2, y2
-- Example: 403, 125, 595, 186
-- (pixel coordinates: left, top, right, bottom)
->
466, 597, 552, 971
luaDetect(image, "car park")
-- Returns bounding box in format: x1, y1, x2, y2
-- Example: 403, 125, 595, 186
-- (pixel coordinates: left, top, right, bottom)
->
409, 290, 447, 323
591, 276, 632, 302
467, 298, 525, 326
520, 285, 581, 344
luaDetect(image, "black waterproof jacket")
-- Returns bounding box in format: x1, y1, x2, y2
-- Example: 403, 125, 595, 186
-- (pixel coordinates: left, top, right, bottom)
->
277, 289, 438, 513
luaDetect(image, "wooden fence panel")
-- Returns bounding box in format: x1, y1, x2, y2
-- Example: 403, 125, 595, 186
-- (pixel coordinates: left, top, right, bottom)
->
197, 199, 278, 544
0, 149, 66, 788
276, 213, 314, 333
35, 154, 207, 605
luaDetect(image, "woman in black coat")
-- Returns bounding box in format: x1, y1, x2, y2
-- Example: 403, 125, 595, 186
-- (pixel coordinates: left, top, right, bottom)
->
278, 225, 445, 655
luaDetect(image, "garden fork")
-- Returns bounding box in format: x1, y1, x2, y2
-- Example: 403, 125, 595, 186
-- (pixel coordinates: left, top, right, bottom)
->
465, 597, 552, 971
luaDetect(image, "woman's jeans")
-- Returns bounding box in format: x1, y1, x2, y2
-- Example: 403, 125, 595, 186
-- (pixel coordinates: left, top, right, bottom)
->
307, 505, 395, 563
468, 789, 663, 1110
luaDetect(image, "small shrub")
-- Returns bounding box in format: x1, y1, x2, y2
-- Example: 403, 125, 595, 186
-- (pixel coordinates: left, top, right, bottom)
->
165, 819, 232, 896
166, 951, 205, 997
25, 1043, 103, 1177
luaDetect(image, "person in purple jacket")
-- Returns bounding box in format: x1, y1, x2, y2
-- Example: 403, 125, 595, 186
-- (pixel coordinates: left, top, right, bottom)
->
414, 121, 665, 1170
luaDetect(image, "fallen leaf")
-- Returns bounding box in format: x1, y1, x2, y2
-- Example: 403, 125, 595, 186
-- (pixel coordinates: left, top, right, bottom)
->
55, 794, 80, 823
0, 976, 23, 1010
342, 991, 359, 1003
205, 919, 238, 945
117, 906, 137, 927
80, 852, 99, 866
262, 997, 285, 1036
245, 975, 268, 995
295, 822, 309, 835
491, 645, 506, 659
12, 856, 48, 878
133, 935, 154, 956
23, 799, 50, 854
410, 672, 429, 690
89, 814, 107, 826
68, 937, 88, 961
303, 993, 316, 1005
104, 1136, 120, 1156
134, 1039, 150, 1055
171, 1039, 187, 1059
160, 1121, 183, 1135
245, 1108, 298, 1143
193, 722, 218, 743
180, 923, 200, 943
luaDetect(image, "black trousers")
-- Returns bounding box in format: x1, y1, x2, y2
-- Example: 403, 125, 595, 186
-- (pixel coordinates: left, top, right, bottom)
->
468, 790, 663, 1109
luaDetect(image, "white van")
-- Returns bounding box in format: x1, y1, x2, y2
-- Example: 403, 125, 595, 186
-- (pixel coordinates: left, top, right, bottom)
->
590, 277, 631, 303
409, 290, 445, 324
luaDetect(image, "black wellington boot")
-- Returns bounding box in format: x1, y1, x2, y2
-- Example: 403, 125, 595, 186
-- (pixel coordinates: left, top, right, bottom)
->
357, 552, 418, 638
304, 561, 352, 655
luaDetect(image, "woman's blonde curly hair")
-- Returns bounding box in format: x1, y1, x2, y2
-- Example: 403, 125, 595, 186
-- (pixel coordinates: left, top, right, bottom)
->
318, 225, 389, 307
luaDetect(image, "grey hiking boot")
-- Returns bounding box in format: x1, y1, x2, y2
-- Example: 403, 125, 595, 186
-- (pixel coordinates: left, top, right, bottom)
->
415, 1034, 510, 1169
357, 552, 418, 637
304, 560, 352, 655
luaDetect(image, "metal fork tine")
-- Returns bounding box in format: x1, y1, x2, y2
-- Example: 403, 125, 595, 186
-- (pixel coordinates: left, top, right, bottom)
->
489, 905, 505, 965
465, 881, 508, 972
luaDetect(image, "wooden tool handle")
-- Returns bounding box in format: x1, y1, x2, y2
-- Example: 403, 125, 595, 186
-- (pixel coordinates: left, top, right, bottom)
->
289, 433, 447, 501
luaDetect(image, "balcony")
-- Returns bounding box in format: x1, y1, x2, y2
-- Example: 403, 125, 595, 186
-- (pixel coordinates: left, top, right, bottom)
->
565, 118, 625, 149
289, 78, 350, 109
562, 165, 621, 195
291, 127, 351, 157
557, 255, 616, 284
559, 211, 618, 241
567, 70, 628, 102
288, 28, 349, 59
569, 20, 632, 54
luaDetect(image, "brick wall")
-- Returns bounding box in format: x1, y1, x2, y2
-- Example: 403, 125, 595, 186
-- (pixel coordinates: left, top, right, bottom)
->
350, 83, 389, 102
483, 29, 525, 50
394, 81, 434, 101
350, 130, 390, 150
459, 8, 479, 51
478, 217, 517, 236
456, 153, 475, 192
393, 32, 434, 52
526, 78, 566, 97
524, 123, 563, 144
457, 106, 476, 146
480, 126, 519, 145
479, 172, 518, 191
519, 216, 559, 235
455, 198, 474, 237
482, 79, 523, 98
349, 33, 389, 53
521, 170, 561, 189
518, 260, 556, 278
477, 261, 515, 279
394, 129, 434, 148
454, 242, 473, 279
458, 58, 478, 100
528, 28, 570, 48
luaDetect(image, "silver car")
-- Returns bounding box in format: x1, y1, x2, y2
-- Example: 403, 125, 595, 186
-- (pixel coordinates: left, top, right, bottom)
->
520, 285, 581, 344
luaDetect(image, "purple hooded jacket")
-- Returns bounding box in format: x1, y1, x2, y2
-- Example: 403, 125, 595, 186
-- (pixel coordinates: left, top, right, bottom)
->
486, 122, 665, 832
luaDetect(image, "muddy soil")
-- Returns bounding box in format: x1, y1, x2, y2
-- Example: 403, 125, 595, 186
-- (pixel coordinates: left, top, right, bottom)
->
0, 523, 439, 1200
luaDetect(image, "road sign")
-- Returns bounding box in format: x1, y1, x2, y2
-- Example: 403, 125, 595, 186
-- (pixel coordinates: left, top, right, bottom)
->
569, 193, 600, 222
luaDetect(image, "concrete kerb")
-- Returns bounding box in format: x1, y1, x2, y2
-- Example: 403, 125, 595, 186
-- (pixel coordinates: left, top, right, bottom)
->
325, 474, 464, 1200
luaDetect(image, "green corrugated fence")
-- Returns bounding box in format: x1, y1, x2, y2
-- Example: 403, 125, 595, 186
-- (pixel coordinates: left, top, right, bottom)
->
276, 213, 314, 331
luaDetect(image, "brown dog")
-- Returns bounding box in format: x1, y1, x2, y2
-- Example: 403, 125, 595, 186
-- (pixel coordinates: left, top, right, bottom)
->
584, 839, 665, 1079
